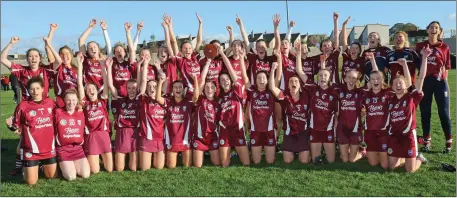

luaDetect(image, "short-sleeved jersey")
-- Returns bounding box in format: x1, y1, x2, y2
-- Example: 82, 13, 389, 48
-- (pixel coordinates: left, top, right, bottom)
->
247, 53, 276, 83
279, 53, 297, 91
316, 50, 340, 84
302, 56, 319, 84
11, 63, 54, 101
361, 46, 392, 82
54, 108, 85, 146
111, 96, 140, 129
416, 41, 451, 79
361, 88, 394, 131
82, 98, 109, 133
341, 51, 365, 83
54, 65, 78, 98
388, 87, 423, 136
82, 57, 104, 90
199, 57, 223, 88
278, 90, 311, 135
138, 95, 166, 140
164, 97, 193, 146
218, 84, 244, 129
13, 98, 56, 154
386, 48, 421, 85
306, 84, 339, 131
162, 59, 179, 94
336, 86, 363, 131
112, 59, 136, 98
175, 52, 201, 94
225, 56, 248, 89
192, 95, 220, 139
247, 86, 276, 132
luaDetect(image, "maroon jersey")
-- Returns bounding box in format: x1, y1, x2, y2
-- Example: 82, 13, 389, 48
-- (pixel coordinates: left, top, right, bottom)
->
139, 95, 166, 140
82, 57, 103, 90
162, 59, 179, 94
278, 90, 311, 135
111, 96, 140, 129
82, 98, 109, 133
302, 56, 319, 84
11, 63, 54, 101
164, 97, 193, 147
54, 65, 78, 98
199, 57, 223, 88
416, 41, 451, 79
247, 86, 276, 132
225, 56, 248, 89
341, 51, 365, 83
316, 50, 340, 84
388, 87, 423, 135
13, 98, 56, 154
219, 84, 244, 129
336, 86, 363, 132
306, 84, 339, 131
247, 53, 276, 83
174, 52, 201, 94
54, 108, 85, 146
362, 88, 394, 131
112, 59, 136, 98
386, 48, 421, 85
279, 53, 297, 91
192, 95, 220, 139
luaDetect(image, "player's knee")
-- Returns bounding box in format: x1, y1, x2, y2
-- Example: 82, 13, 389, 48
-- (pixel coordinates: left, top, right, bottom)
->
380, 162, 388, 170
91, 168, 100, 174
115, 166, 124, 172
299, 158, 309, 164
44, 171, 57, 179
222, 160, 230, 168
253, 159, 261, 164
129, 165, 137, 172
284, 158, 293, 164
167, 163, 176, 169
80, 170, 90, 179
64, 173, 77, 181
25, 178, 38, 185
405, 167, 416, 173
266, 158, 275, 164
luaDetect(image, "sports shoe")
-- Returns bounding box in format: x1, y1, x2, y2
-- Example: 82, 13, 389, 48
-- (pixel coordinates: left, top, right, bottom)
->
416, 153, 428, 164
441, 163, 456, 172
313, 154, 326, 165
420, 144, 431, 152
442, 147, 452, 154
276, 144, 282, 153
417, 136, 425, 145
9, 168, 22, 176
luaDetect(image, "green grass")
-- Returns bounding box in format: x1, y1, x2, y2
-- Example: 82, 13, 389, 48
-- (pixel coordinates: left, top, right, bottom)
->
1, 71, 456, 196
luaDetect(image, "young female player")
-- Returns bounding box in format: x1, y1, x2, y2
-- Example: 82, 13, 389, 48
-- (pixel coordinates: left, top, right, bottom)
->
386, 46, 430, 173
416, 21, 453, 153
76, 53, 113, 174
137, 56, 166, 171
296, 44, 339, 164
341, 16, 364, 83
12, 77, 57, 185
106, 57, 143, 172
54, 88, 91, 181
159, 17, 179, 94
386, 31, 421, 85
361, 32, 392, 84
156, 74, 199, 168
217, 46, 251, 167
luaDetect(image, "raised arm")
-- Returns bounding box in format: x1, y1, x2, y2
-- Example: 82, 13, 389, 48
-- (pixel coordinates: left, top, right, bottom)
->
236, 15, 251, 53
333, 12, 340, 50
105, 57, 117, 99
415, 45, 431, 92
1, 37, 20, 69
164, 14, 179, 56
225, 26, 234, 56
76, 53, 85, 100
199, 58, 212, 92
153, 59, 167, 92
194, 13, 203, 53
100, 20, 112, 57
286, 21, 295, 43
43, 36, 62, 70
100, 60, 109, 99
342, 16, 351, 52
366, 52, 379, 71
45, 24, 58, 63
294, 43, 307, 83
398, 58, 412, 88
162, 22, 175, 57
133, 21, 144, 52
125, 22, 135, 63
238, 49, 250, 88
78, 19, 97, 56
191, 74, 199, 103
155, 74, 166, 105
273, 14, 281, 52
219, 46, 237, 83
273, 49, 283, 85
269, 63, 282, 98
138, 57, 147, 95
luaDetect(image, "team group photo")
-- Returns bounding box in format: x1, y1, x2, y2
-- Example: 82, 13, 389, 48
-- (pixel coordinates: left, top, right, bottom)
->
0, 1, 455, 197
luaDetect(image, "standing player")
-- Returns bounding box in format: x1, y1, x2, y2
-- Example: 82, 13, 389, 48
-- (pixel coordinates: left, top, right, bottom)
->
12, 77, 57, 185
218, 47, 250, 167
106, 57, 142, 172
316, 12, 340, 85
363, 52, 393, 169
1, 36, 54, 101
156, 74, 199, 168
76, 53, 113, 174
341, 16, 364, 83
361, 32, 392, 84
386, 46, 430, 172
386, 31, 421, 85
197, 40, 224, 93
159, 18, 179, 94
137, 57, 166, 171
416, 21, 453, 153
54, 88, 90, 181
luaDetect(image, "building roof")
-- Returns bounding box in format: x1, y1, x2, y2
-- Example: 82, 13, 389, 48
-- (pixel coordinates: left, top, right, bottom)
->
405, 30, 428, 37
262, 33, 275, 44
248, 33, 263, 42
280, 33, 301, 41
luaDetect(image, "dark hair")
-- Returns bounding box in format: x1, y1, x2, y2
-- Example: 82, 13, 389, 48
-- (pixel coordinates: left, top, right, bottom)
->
319, 39, 333, 52
127, 79, 137, 84
204, 79, 217, 88
140, 47, 151, 54
350, 42, 362, 56
218, 72, 232, 93
231, 39, 245, 48
25, 48, 43, 66
426, 21, 443, 39
86, 41, 101, 58
255, 70, 269, 79
26, 76, 44, 90
180, 40, 192, 49
210, 40, 221, 45
58, 46, 77, 67
113, 43, 129, 60
171, 80, 184, 87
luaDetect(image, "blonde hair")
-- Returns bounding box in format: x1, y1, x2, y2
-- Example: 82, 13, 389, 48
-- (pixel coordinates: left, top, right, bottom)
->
368, 32, 382, 47
369, 70, 388, 89
395, 31, 410, 48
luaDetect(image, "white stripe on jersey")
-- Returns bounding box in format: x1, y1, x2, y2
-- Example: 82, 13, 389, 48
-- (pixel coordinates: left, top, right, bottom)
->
412, 129, 418, 155
117, 115, 123, 128
381, 113, 390, 130
197, 106, 203, 138
57, 73, 63, 95
164, 126, 170, 146
285, 115, 291, 135
51, 135, 55, 150
146, 108, 153, 140
56, 134, 61, 146
327, 114, 335, 131
309, 113, 314, 129
27, 126, 40, 153
249, 103, 255, 131
352, 117, 359, 133
402, 114, 413, 134
280, 73, 285, 90
85, 126, 90, 134
183, 114, 190, 145
268, 115, 274, 131
238, 104, 243, 130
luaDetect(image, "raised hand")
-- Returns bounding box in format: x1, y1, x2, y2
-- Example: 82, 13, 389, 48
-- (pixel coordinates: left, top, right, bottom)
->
50, 23, 58, 31
196, 12, 202, 24
161, 22, 167, 27
43, 37, 51, 44
398, 58, 407, 67
333, 12, 339, 21
273, 14, 281, 27
124, 22, 132, 31
158, 74, 166, 83
218, 46, 225, 55
89, 19, 97, 28
153, 59, 160, 67
137, 21, 144, 31
421, 44, 432, 57
10, 36, 20, 44
343, 16, 351, 25
294, 41, 301, 51
365, 52, 375, 61
289, 21, 296, 28
76, 52, 84, 66
271, 62, 278, 71
226, 26, 232, 32
190, 73, 198, 82
105, 57, 113, 68
100, 20, 108, 30
273, 49, 281, 57
235, 14, 242, 26
238, 48, 246, 58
